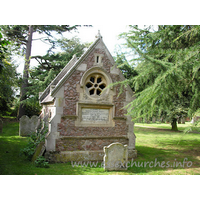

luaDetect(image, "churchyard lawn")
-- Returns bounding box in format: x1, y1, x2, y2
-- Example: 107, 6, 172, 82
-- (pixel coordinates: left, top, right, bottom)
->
0, 120, 200, 175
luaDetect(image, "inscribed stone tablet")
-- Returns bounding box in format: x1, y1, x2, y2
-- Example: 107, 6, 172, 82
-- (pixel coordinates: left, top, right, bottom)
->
82, 108, 109, 122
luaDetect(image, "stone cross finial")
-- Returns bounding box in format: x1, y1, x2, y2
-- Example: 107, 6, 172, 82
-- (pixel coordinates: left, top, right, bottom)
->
95, 30, 102, 38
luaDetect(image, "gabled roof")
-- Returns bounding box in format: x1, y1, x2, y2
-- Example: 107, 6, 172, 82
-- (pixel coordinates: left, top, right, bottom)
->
39, 32, 116, 103
39, 54, 78, 103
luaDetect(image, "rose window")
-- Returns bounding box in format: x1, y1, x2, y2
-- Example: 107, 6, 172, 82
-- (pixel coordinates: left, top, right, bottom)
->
85, 74, 106, 97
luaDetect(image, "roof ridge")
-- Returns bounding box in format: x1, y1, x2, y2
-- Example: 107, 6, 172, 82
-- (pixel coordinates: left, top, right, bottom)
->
40, 35, 103, 102
51, 36, 101, 97
39, 54, 78, 102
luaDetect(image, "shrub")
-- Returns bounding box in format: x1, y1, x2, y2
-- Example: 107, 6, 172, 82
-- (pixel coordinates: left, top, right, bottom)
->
20, 129, 46, 161
34, 156, 49, 168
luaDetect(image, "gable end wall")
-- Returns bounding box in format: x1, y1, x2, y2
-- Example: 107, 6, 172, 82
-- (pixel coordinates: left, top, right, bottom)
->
44, 40, 137, 162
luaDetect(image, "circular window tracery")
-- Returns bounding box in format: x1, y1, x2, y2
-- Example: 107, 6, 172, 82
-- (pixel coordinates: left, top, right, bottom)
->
85, 74, 107, 97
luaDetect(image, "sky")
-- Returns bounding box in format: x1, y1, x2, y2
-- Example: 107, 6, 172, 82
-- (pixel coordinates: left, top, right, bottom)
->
16, 25, 130, 74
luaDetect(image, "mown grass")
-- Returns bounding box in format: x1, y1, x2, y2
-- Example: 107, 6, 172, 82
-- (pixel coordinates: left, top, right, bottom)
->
0, 121, 200, 175
135, 121, 193, 131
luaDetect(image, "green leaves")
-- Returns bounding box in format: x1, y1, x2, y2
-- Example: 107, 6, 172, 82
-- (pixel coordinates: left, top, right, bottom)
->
34, 156, 49, 168
0, 25, 90, 117
117, 25, 200, 129
0, 28, 10, 72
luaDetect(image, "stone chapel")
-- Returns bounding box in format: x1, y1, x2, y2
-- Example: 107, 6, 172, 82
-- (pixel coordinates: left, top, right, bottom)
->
39, 32, 137, 162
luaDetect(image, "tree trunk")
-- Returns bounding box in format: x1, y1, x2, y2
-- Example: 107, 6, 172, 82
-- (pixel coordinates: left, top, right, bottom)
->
18, 25, 33, 119
171, 118, 178, 131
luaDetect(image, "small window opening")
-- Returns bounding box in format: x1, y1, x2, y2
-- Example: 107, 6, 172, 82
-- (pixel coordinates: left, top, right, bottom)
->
97, 89, 101, 96
86, 82, 93, 88
89, 89, 95, 95
97, 77, 102, 83
90, 77, 95, 83
99, 83, 106, 90
96, 56, 99, 63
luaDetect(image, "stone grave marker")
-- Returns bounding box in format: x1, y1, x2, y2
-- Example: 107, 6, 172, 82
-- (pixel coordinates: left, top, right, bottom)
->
19, 115, 38, 136
103, 142, 128, 171
30, 115, 38, 133
31, 141, 46, 162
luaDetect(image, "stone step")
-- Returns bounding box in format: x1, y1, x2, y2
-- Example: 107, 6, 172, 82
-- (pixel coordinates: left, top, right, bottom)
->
45, 150, 104, 163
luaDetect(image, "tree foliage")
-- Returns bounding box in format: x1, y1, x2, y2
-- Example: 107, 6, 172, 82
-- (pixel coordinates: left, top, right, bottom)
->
0, 28, 18, 116
114, 53, 138, 91
23, 37, 90, 116
0, 25, 87, 118
0, 25, 80, 53
0, 28, 10, 72
117, 25, 200, 130
0, 57, 18, 116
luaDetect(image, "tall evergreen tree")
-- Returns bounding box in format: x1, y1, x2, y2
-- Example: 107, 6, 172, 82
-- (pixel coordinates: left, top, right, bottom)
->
116, 25, 200, 131
114, 53, 138, 91
1, 25, 82, 119
25, 37, 90, 116
0, 29, 18, 116
0, 28, 10, 72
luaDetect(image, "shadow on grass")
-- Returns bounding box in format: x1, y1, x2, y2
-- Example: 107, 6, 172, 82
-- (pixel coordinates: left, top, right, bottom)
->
0, 143, 199, 175
134, 126, 181, 134
1, 122, 199, 175
124, 145, 199, 174
48, 145, 199, 175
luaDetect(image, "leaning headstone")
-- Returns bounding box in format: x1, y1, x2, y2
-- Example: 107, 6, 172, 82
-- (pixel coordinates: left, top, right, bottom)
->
0, 119, 3, 133
19, 115, 38, 136
103, 142, 128, 171
31, 141, 46, 162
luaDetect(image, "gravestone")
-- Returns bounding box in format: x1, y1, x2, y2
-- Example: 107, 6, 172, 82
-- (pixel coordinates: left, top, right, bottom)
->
31, 141, 46, 162
19, 115, 38, 136
30, 115, 38, 133
104, 142, 128, 171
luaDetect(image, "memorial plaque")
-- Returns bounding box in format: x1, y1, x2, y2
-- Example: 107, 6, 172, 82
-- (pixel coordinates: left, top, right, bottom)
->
82, 108, 109, 122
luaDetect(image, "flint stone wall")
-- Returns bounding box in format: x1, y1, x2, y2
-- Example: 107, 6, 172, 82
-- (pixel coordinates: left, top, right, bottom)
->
56, 136, 128, 151
56, 48, 129, 153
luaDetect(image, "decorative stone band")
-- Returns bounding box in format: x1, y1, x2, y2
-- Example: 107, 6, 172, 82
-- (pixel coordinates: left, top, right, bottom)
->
113, 116, 127, 120
61, 115, 78, 120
